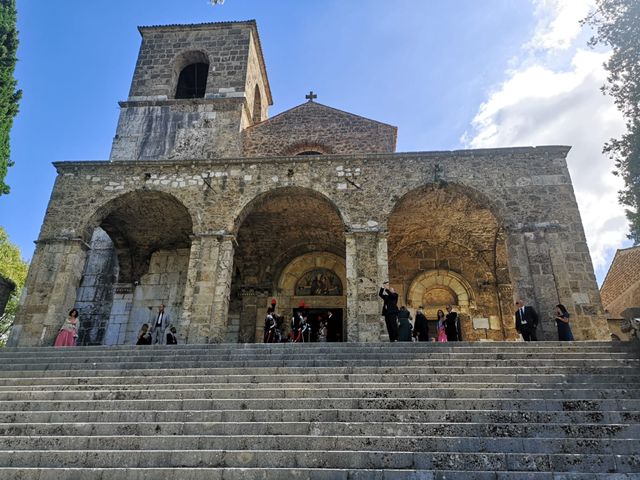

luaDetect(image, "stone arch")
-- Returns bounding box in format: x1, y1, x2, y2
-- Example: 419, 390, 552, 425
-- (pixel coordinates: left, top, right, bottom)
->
407, 270, 476, 315
388, 182, 514, 341
278, 252, 346, 294
76, 190, 194, 346
283, 141, 334, 156
232, 186, 347, 235
86, 190, 194, 283
229, 187, 347, 342
172, 50, 210, 99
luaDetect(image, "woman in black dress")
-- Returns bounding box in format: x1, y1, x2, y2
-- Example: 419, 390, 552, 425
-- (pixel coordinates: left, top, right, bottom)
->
554, 304, 574, 341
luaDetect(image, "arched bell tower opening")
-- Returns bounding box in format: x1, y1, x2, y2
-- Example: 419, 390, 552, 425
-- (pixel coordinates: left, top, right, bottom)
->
173, 50, 210, 99
229, 187, 346, 342
388, 184, 515, 341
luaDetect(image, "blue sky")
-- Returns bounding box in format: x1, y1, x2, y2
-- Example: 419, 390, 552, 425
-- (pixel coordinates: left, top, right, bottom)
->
0, 0, 629, 284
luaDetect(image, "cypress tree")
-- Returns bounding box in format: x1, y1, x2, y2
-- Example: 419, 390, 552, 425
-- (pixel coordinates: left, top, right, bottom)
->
0, 0, 21, 196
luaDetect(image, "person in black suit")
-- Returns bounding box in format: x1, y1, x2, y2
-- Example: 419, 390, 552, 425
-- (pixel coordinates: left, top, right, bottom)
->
379, 282, 399, 342
445, 305, 461, 341
413, 306, 429, 342
515, 299, 539, 341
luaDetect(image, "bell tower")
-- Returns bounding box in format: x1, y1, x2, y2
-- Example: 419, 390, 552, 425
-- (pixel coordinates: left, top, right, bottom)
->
110, 20, 272, 161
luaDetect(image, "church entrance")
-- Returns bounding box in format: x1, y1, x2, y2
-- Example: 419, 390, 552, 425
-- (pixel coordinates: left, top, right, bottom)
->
387, 184, 515, 341
293, 308, 344, 342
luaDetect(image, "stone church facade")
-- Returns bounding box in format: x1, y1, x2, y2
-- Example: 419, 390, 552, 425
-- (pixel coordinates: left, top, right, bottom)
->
10, 20, 609, 346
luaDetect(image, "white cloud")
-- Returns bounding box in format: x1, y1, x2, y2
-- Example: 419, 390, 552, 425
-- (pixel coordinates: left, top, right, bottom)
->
527, 0, 595, 51
464, 2, 629, 284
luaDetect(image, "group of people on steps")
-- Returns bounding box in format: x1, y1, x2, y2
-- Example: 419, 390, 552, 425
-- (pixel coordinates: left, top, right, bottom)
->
380, 282, 460, 342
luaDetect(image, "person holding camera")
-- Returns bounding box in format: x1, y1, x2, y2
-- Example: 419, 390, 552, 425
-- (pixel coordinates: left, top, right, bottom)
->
379, 281, 399, 342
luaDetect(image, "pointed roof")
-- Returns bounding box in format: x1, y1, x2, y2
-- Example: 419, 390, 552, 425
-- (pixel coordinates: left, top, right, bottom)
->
253, 100, 396, 130
243, 100, 397, 157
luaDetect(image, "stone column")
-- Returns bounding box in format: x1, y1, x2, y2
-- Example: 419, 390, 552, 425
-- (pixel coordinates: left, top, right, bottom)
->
182, 233, 235, 344
345, 230, 388, 342
9, 238, 88, 347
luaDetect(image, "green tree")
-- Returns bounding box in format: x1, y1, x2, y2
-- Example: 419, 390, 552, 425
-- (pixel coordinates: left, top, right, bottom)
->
0, 226, 28, 346
0, 0, 21, 196
584, 0, 640, 243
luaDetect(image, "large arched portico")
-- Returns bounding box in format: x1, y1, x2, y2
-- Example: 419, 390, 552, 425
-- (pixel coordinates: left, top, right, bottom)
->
75, 190, 193, 345
229, 187, 346, 342
388, 183, 516, 341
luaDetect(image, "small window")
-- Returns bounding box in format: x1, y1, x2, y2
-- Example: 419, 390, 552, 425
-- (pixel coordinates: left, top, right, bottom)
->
296, 151, 323, 156
175, 62, 208, 99
252, 85, 262, 124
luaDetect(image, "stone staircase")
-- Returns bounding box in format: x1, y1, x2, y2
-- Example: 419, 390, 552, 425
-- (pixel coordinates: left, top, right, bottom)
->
0, 341, 638, 479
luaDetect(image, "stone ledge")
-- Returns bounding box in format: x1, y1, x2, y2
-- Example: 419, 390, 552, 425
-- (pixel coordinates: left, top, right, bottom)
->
53, 145, 572, 172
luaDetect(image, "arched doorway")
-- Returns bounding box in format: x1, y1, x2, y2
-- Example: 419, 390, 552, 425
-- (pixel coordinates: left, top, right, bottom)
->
388, 184, 515, 341
76, 190, 193, 345
230, 187, 346, 342
267, 252, 347, 342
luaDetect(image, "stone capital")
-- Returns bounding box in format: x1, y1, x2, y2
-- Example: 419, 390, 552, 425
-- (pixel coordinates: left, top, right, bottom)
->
34, 236, 91, 251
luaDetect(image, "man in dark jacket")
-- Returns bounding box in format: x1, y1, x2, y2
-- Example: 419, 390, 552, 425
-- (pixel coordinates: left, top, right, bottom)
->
413, 306, 429, 341
379, 282, 399, 342
445, 305, 461, 341
515, 299, 539, 341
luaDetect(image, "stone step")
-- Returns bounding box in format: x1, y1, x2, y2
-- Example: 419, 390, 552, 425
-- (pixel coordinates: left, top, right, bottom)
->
1, 386, 637, 401
1, 365, 638, 378
2, 421, 638, 439
2, 381, 638, 393
0, 468, 636, 480
1, 350, 636, 362
1, 434, 638, 455
2, 341, 634, 352
3, 358, 638, 373
0, 343, 636, 477
1, 408, 636, 425
0, 373, 637, 387
1, 449, 638, 473
1, 397, 637, 412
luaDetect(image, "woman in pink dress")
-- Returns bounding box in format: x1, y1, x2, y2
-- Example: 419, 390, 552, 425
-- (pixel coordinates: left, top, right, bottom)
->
436, 309, 448, 342
54, 309, 79, 347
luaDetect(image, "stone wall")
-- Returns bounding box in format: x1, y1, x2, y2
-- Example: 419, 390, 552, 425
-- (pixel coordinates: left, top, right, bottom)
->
103, 249, 189, 345
242, 101, 397, 157
14, 146, 610, 345
600, 246, 640, 319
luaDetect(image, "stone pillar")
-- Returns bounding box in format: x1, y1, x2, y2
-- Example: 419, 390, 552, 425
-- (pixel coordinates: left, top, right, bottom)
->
545, 230, 609, 340
103, 284, 134, 346
506, 227, 609, 341
182, 234, 235, 343
345, 230, 388, 342
75, 228, 117, 345
9, 238, 88, 347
